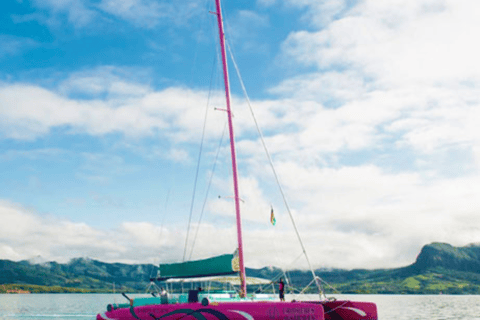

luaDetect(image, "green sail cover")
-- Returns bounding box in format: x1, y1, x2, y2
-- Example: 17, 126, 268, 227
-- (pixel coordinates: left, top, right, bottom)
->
158, 253, 239, 280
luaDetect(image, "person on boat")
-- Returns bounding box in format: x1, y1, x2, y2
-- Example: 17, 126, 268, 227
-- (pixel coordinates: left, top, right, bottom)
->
278, 278, 285, 301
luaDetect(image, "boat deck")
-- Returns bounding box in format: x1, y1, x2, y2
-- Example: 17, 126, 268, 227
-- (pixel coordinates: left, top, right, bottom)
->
108, 291, 277, 311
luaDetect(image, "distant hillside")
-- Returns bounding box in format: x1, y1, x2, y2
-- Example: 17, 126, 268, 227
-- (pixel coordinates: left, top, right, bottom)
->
248, 243, 480, 294
412, 242, 480, 273
0, 258, 155, 292
2, 242, 480, 294
313, 242, 480, 294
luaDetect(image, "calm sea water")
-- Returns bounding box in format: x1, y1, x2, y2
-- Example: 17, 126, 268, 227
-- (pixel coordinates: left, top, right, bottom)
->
0, 293, 479, 320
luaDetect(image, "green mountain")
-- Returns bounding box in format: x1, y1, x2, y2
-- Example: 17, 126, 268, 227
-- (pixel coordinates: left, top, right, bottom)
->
2, 242, 480, 294
313, 242, 480, 294
0, 258, 155, 293
412, 242, 480, 273
250, 243, 480, 294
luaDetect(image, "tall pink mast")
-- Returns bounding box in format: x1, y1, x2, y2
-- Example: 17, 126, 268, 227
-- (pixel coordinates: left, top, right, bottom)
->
213, 0, 247, 297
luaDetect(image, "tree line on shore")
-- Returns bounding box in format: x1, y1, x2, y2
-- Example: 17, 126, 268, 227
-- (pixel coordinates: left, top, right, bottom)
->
2, 242, 480, 294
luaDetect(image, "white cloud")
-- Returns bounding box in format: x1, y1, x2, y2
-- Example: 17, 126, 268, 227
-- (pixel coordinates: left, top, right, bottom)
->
0, 244, 23, 261
0, 199, 282, 267
474, 146, 480, 167
0, 200, 178, 264
226, 10, 270, 47
0, 200, 118, 262
273, 0, 480, 163
0, 201, 42, 238
259, 0, 347, 26
97, 0, 170, 28
58, 67, 151, 99
2, 0, 480, 271
0, 80, 228, 142
1, 143, 480, 270
257, 0, 277, 6
248, 162, 480, 268
282, 0, 480, 84
207, 175, 272, 224
30, 0, 98, 28
120, 221, 168, 247
0, 36, 38, 59
27, 0, 203, 29
0, 148, 66, 161
269, 71, 369, 104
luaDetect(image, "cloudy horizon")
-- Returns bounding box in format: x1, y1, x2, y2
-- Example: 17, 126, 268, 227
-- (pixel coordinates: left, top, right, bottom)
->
1, 0, 479, 271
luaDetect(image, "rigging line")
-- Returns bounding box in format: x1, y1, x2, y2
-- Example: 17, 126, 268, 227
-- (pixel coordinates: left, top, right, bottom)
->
227, 42, 326, 299
182, 78, 212, 263
149, 189, 171, 279
160, 189, 171, 239
187, 0, 212, 88
188, 122, 228, 260
258, 251, 304, 292
183, 41, 220, 262
317, 276, 342, 295
182, 0, 219, 261
184, 1, 222, 264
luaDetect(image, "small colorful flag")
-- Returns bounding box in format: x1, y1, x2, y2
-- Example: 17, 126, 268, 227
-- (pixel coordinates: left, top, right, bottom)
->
270, 206, 276, 226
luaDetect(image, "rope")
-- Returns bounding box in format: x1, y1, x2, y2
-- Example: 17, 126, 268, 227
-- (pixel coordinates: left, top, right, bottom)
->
183, 54, 220, 262
182, 0, 221, 262
257, 251, 304, 293
182, 96, 209, 262
227, 42, 326, 299
149, 189, 171, 280
188, 122, 227, 260
188, 0, 214, 88
316, 276, 342, 295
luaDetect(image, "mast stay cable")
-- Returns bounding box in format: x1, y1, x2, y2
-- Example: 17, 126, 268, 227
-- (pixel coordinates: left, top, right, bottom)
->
182, 95, 208, 262
227, 42, 327, 299
182, 0, 218, 262
188, 122, 227, 260
183, 53, 220, 262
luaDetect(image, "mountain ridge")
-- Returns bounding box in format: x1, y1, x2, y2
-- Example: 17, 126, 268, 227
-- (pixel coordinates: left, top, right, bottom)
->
2, 242, 480, 294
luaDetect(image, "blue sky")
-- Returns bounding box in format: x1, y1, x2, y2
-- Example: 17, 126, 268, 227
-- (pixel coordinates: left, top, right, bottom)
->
1, 0, 480, 270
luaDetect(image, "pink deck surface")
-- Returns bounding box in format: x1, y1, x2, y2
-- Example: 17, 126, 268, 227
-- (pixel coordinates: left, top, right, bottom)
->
97, 301, 326, 320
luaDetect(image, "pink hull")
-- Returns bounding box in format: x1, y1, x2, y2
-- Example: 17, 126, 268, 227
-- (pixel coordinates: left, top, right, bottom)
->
97, 301, 325, 320
320, 300, 378, 320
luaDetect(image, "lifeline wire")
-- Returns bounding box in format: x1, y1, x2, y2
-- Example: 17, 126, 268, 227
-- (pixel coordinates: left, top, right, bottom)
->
227, 42, 327, 299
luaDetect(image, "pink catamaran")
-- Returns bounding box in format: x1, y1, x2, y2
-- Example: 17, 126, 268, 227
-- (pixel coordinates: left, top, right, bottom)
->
97, 0, 378, 319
